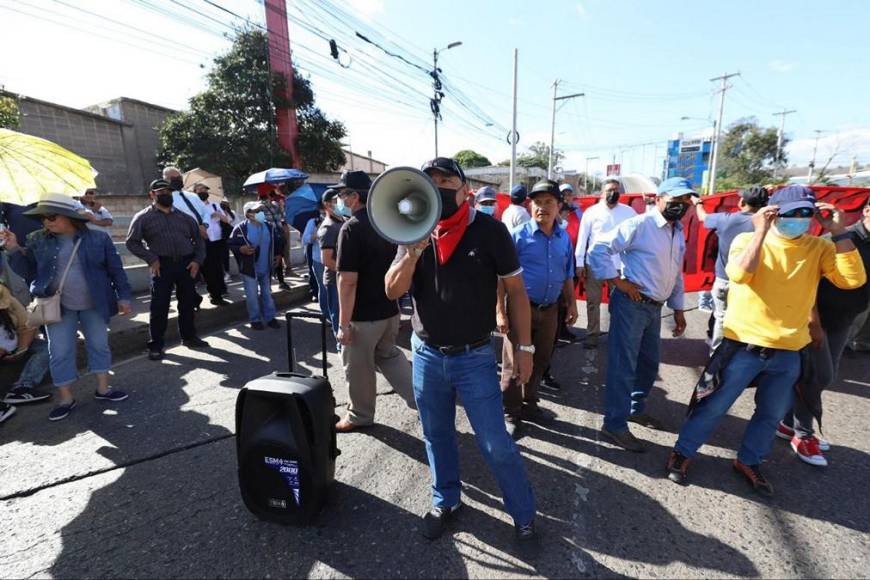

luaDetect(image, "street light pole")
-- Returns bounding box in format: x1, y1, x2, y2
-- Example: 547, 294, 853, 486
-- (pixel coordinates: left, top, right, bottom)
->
509, 48, 519, 193
431, 41, 462, 157
548, 80, 584, 179
708, 72, 740, 195
772, 109, 797, 179
584, 156, 599, 192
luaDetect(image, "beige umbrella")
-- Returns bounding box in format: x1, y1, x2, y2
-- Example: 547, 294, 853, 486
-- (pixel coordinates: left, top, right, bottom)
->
183, 168, 225, 204
619, 173, 659, 194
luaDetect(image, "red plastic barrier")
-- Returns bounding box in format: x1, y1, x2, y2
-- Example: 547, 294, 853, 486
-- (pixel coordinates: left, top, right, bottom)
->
492, 187, 870, 298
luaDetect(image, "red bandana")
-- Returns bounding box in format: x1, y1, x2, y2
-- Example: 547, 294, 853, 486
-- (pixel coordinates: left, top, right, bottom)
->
431, 201, 470, 265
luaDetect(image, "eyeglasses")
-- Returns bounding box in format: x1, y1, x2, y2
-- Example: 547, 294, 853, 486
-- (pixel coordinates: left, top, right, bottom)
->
779, 207, 814, 218
40, 214, 58, 222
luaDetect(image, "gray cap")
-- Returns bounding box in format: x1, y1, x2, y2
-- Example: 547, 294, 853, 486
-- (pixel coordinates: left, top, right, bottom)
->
475, 185, 498, 203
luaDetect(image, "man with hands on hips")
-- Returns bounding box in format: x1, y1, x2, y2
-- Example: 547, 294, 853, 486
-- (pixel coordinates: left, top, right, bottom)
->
588, 176, 692, 452
385, 157, 537, 544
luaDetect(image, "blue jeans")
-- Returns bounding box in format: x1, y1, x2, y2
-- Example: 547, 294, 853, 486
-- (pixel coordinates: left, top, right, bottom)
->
410, 333, 536, 526
14, 338, 50, 388
604, 289, 662, 432
242, 271, 277, 323
311, 262, 339, 337
675, 347, 799, 465
45, 308, 111, 386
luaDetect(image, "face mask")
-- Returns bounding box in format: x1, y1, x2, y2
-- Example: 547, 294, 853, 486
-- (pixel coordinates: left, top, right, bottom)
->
168, 177, 184, 191
156, 192, 173, 207
774, 217, 811, 239
336, 197, 353, 217
438, 187, 460, 220
661, 201, 688, 221
478, 205, 495, 216
605, 190, 620, 205
197, 192, 208, 202
253, 211, 266, 224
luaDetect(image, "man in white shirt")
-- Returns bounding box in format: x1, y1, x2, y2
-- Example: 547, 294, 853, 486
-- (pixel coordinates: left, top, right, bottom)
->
501, 184, 531, 228
79, 188, 114, 234
163, 166, 211, 239
574, 178, 637, 348
194, 183, 231, 306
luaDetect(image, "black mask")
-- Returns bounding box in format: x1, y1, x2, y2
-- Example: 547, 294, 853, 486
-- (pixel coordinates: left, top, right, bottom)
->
605, 190, 620, 205
156, 192, 174, 207
661, 201, 688, 221
197, 192, 208, 202
169, 177, 184, 191
438, 187, 459, 220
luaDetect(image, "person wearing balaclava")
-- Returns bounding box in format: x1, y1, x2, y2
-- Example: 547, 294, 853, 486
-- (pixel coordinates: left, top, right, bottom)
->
587, 176, 693, 453
574, 178, 637, 349
501, 184, 531, 229
667, 184, 865, 495
385, 157, 538, 544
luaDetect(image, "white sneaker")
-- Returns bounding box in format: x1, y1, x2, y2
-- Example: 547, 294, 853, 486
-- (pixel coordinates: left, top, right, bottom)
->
0, 403, 16, 424
791, 435, 828, 467
817, 436, 831, 452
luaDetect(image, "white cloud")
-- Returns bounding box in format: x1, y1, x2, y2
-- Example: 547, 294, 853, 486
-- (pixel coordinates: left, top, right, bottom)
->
786, 127, 870, 169
347, 0, 385, 19
508, 16, 520, 26
576, 2, 588, 16
768, 60, 798, 73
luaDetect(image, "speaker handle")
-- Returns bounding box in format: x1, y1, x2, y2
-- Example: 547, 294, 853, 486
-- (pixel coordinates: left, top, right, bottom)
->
284, 310, 329, 377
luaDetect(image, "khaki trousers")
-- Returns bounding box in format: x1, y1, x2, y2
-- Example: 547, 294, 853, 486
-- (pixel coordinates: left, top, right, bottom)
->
341, 315, 416, 425
584, 270, 605, 338
501, 303, 559, 420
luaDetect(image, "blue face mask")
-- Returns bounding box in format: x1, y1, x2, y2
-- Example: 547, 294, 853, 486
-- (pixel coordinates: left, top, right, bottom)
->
477, 205, 495, 215
336, 197, 353, 217
253, 211, 266, 224
774, 217, 811, 239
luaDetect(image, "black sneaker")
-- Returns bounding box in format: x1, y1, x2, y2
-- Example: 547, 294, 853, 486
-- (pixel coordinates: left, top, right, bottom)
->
0, 403, 16, 424
148, 349, 164, 361
541, 372, 561, 390
666, 450, 691, 485
421, 502, 462, 540
48, 400, 77, 422
266, 319, 281, 329
251, 321, 265, 330
627, 412, 665, 430
94, 389, 128, 402
733, 459, 774, 497
601, 427, 645, 452
3, 386, 52, 405
515, 519, 536, 542
279, 282, 291, 291
210, 297, 230, 306
182, 337, 210, 349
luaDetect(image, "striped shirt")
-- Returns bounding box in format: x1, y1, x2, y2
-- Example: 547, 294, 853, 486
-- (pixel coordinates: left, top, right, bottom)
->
126, 205, 206, 266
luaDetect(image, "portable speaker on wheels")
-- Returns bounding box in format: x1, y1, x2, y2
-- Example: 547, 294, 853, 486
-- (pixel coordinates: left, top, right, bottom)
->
235, 311, 339, 525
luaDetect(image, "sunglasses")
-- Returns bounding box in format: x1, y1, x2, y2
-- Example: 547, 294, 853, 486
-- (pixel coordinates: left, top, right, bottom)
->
779, 207, 815, 218
40, 214, 59, 222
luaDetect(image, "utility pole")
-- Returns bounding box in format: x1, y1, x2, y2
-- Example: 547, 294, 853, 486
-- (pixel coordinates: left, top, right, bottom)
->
548, 80, 584, 178
509, 48, 519, 193
431, 41, 462, 157
772, 108, 797, 178
707, 72, 740, 195
807, 129, 823, 182
584, 156, 599, 192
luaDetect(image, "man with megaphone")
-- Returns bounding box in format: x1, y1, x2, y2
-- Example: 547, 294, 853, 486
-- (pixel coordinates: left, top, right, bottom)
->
385, 157, 537, 544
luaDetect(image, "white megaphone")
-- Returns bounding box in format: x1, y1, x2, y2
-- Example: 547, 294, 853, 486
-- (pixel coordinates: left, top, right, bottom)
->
368, 167, 442, 245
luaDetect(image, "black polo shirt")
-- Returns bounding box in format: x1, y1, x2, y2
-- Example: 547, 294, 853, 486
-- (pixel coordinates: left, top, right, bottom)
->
397, 210, 522, 346
817, 221, 870, 330
336, 207, 399, 322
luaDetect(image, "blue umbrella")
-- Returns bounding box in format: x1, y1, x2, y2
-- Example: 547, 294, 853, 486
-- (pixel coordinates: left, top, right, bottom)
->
243, 167, 309, 191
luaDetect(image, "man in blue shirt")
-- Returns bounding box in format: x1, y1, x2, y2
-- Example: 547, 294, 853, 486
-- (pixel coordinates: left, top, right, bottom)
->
500, 179, 578, 436
588, 176, 692, 452
693, 186, 769, 350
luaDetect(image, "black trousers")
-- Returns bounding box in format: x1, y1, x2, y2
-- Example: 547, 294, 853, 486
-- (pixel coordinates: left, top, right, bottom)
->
149, 256, 199, 351
203, 239, 227, 299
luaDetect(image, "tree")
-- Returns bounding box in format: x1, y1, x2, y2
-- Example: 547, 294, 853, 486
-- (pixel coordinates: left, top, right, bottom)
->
453, 149, 491, 169
158, 29, 346, 193
0, 95, 20, 129
715, 118, 784, 188
516, 141, 563, 171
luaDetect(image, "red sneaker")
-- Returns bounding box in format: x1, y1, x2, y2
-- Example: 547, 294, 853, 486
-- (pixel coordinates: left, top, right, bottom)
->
791, 435, 828, 467
776, 422, 795, 441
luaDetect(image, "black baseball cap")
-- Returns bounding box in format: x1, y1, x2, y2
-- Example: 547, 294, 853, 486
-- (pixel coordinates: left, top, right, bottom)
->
422, 157, 466, 183
529, 179, 562, 202
329, 170, 372, 193
321, 188, 338, 204
149, 179, 171, 191
739, 185, 769, 208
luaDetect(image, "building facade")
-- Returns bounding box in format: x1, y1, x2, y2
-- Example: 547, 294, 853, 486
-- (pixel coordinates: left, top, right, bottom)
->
666, 133, 713, 191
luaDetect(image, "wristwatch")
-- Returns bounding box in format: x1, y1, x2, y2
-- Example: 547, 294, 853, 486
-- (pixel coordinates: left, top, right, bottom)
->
517, 344, 536, 354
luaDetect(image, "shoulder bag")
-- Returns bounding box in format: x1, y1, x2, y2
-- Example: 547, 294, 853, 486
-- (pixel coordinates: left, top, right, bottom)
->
26, 238, 82, 327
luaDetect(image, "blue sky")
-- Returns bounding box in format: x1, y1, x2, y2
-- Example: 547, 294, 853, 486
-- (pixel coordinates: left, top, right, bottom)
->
1, 0, 868, 179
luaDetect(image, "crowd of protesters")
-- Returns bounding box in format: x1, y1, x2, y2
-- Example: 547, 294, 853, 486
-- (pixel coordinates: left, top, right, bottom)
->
0, 158, 868, 545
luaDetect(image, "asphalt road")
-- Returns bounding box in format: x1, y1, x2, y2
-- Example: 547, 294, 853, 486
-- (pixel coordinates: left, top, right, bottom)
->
1, 295, 868, 578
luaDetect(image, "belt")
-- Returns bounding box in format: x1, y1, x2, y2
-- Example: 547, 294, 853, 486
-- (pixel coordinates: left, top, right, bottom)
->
637, 293, 664, 307
426, 336, 491, 356
157, 255, 194, 262
724, 338, 782, 360
529, 300, 557, 310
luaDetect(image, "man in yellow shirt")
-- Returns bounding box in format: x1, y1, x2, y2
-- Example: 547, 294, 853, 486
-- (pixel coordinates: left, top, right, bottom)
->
666, 185, 866, 496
